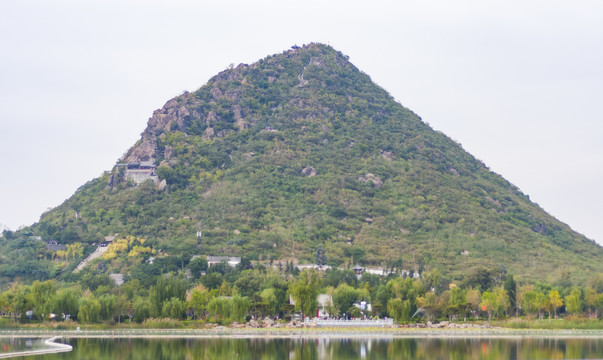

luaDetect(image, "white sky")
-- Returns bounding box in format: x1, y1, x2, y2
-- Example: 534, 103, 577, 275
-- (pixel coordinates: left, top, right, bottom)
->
1, 0, 602, 245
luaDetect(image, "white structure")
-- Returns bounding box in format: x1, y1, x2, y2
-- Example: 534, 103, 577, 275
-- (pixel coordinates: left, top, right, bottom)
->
207, 256, 241, 268
296, 264, 331, 271
354, 300, 372, 313
317, 294, 334, 318
124, 161, 158, 185
109, 273, 124, 286
364, 268, 391, 276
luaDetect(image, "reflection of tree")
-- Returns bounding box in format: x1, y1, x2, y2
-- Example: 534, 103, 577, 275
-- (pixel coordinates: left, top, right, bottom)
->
53, 336, 603, 360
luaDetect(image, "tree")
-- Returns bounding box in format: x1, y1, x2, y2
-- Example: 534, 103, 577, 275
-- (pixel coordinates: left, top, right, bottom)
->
78, 296, 101, 324
332, 284, 359, 315
208, 297, 232, 320
503, 275, 517, 317
585, 287, 599, 318
121, 279, 144, 300
233, 270, 264, 298
29, 280, 57, 321
493, 287, 510, 318
1, 283, 29, 323
466, 288, 481, 318
315, 246, 326, 266
424, 269, 442, 292
374, 285, 390, 317
289, 270, 321, 320
547, 290, 563, 319
565, 288, 582, 315
463, 267, 494, 291
522, 290, 543, 318
260, 288, 279, 318
387, 298, 412, 324
480, 291, 496, 321
132, 297, 151, 323
323, 269, 358, 288
53, 287, 81, 320
188, 286, 210, 319
231, 296, 250, 322
417, 292, 441, 321
535, 292, 548, 319
200, 273, 223, 290
218, 281, 232, 297
446, 286, 468, 320
98, 294, 116, 322
149, 275, 188, 317
162, 297, 187, 319
114, 295, 131, 324
187, 257, 208, 279
386, 277, 421, 303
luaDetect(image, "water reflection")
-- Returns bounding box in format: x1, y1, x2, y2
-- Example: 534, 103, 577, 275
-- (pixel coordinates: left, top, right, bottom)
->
0, 337, 44, 354
11, 336, 603, 359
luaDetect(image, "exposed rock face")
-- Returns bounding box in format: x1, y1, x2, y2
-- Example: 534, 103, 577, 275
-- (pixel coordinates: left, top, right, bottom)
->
211, 87, 223, 99
157, 179, 167, 191
379, 149, 393, 160
302, 166, 318, 177
164, 146, 174, 160
484, 196, 501, 208
124, 94, 201, 164
532, 223, 548, 235
107, 172, 119, 188
358, 173, 383, 187
233, 105, 249, 130
202, 127, 215, 141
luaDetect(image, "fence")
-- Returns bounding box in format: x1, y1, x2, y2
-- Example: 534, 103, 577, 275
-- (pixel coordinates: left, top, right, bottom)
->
307, 318, 394, 327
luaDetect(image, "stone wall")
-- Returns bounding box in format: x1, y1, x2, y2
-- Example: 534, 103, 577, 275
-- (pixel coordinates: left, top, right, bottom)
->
124, 169, 159, 185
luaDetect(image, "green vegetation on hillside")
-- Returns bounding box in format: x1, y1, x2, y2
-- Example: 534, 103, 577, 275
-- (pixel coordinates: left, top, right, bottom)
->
2, 43, 600, 286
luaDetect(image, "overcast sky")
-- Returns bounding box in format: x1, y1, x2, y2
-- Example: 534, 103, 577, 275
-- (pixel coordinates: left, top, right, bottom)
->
1, 0, 602, 245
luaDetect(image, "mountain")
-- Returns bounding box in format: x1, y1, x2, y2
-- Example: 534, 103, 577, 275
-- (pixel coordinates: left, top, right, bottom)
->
21, 43, 603, 283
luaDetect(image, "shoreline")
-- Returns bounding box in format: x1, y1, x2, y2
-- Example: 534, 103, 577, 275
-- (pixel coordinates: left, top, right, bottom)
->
3, 328, 603, 339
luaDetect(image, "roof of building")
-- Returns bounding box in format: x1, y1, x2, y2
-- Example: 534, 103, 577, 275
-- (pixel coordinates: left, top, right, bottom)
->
109, 273, 124, 286
139, 161, 155, 167
207, 256, 241, 262
317, 294, 333, 307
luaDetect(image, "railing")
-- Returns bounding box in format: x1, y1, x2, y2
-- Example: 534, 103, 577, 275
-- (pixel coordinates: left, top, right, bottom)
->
307, 318, 394, 327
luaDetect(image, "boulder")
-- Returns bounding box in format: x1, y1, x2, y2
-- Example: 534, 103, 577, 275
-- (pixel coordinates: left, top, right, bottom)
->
358, 173, 383, 187
302, 166, 318, 177
202, 127, 215, 141
248, 319, 259, 328
379, 149, 393, 160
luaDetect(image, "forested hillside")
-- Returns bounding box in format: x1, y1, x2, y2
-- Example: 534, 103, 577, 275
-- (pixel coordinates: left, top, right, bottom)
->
3, 43, 601, 286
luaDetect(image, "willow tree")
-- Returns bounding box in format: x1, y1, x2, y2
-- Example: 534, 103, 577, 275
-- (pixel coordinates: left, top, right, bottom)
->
289, 270, 321, 320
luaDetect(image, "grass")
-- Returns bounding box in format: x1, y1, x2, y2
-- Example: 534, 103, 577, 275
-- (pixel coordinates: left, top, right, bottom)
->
495, 317, 603, 330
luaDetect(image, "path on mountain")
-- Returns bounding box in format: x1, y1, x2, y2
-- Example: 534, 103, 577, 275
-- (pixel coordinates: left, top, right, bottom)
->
74, 245, 108, 272
298, 58, 312, 85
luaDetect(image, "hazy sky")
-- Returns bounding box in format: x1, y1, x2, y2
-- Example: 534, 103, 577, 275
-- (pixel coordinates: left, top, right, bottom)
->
1, 0, 602, 245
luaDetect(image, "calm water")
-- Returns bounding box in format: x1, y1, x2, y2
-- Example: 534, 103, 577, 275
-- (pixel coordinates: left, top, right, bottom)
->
0, 337, 46, 354
5, 337, 603, 359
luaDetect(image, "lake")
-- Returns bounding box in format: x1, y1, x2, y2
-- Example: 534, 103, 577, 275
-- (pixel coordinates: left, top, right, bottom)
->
4, 335, 603, 359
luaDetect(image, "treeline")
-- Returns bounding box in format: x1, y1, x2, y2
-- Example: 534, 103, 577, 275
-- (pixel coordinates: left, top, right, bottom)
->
3, 259, 603, 326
